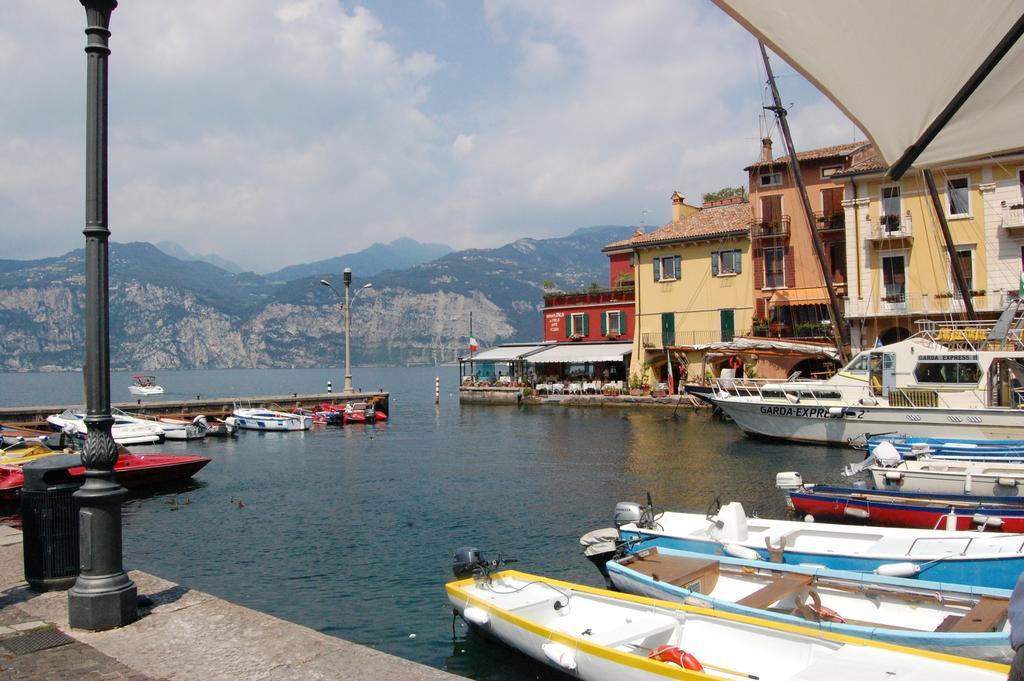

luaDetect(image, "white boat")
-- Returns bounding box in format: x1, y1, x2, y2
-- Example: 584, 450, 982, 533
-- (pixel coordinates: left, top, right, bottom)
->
128, 375, 164, 396
155, 415, 209, 441
447, 562, 1007, 681
607, 545, 1011, 662
232, 406, 312, 432
605, 499, 1024, 589
46, 409, 164, 445
845, 440, 1024, 497
704, 310, 1024, 446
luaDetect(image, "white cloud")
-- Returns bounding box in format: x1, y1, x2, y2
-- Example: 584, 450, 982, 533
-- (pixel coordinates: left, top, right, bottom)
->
3, 0, 855, 271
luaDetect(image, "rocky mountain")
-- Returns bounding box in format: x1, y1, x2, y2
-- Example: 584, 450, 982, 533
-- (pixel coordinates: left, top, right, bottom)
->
155, 241, 244, 274
266, 237, 453, 282
0, 226, 631, 371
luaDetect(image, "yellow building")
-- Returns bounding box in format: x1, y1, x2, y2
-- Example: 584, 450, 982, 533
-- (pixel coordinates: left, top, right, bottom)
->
623, 194, 753, 384
838, 151, 1024, 348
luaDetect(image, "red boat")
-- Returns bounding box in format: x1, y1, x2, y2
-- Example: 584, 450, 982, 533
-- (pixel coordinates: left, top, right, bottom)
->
786, 484, 1024, 532
0, 451, 212, 501
318, 402, 388, 424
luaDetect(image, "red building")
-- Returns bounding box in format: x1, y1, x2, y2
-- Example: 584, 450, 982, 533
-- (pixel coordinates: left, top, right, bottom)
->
541, 239, 636, 342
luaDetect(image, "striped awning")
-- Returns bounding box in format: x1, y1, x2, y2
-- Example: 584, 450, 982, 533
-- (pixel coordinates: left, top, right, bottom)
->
460, 344, 550, 363
769, 287, 830, 306
525, 342, 632, 364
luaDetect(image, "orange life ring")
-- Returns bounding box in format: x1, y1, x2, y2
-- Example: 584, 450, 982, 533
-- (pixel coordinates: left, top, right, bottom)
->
648, 645, 704, 671
729, 355, 743, 370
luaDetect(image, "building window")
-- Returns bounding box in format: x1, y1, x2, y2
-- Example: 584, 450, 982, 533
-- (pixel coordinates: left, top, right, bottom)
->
712, 249, 742, 276
820, 165, 842, 179
947, 176, 970, 217
882, 254, 907, 304
603, 311, 623, 336
763, 247, 785, 288
568, 312, 588, 337
759, 171, 782, 187
952, 247, 975, 298
881, 185, 901, 231
829, 241, 846, 284
653, 255, 681, 282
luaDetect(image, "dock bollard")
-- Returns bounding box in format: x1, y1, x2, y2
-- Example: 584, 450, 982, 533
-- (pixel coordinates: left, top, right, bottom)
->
435, 376, 440, 404
327, 381, 332, 394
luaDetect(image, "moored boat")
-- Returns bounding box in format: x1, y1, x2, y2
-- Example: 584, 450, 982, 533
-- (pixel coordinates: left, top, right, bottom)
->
778, 476, 1024, 533
46, 409, 164, 445
602, 498, 1024, 589
232, 406, 312, 431
0, 449, 211, 501
128, 375, 164, 396
868, 435, 1024, 463
203, 416, 239, 438
607, 545, 1011, 661
447, 553, 1007, 681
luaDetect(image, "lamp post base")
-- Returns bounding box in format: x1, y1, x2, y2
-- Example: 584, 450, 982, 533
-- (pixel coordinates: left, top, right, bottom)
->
68, 574, 137, 631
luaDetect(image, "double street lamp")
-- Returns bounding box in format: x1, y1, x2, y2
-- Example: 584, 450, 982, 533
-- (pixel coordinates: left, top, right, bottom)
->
320, 268, 372, 393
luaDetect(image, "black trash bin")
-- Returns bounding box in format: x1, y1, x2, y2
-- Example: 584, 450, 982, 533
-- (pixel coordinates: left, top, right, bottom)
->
21, 454, 83, 591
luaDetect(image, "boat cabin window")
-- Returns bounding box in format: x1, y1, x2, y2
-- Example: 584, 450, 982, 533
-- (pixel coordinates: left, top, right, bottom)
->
842, 353, 870, 374
913, 361, 981, 384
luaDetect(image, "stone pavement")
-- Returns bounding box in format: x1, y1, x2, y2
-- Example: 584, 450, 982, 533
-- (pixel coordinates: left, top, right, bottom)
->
0, 526, 461, 681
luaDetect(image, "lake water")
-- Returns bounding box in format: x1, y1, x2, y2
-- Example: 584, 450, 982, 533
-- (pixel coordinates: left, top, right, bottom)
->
0, 366, 863, 680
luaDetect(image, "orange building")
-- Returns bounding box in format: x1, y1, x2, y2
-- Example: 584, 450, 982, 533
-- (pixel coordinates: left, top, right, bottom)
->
745, 139, 868, 340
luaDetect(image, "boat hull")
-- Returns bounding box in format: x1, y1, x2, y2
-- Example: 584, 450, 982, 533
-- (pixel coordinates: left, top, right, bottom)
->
788, 486, 1024, 532
233, 409, 312, 431
869, 436, 1024, 462
709, 396, 1024, 446
869, 463, 1024, 497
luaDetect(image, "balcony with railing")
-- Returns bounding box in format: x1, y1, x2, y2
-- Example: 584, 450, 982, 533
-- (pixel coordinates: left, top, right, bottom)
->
543, 286, 634, 308
1002, 203, 1024, 236
642, 329, 724, 349
865, 212, 913, 245
813, 210, 845, 234
750, 215, 791, 240
844, 290, 1013, 318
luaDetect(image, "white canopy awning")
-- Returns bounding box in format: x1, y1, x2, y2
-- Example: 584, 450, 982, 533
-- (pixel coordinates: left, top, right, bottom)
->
692, 337, 840, 359
460, 344, 550, 363
526, 342, 632, 364
715, 0, 1024, 175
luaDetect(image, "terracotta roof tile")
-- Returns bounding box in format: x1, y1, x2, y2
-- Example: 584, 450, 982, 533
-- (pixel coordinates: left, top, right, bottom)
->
832, 151, 888, 178
602, 237, 634, 251
745, 141, 870, 171
629, 202, 752, 247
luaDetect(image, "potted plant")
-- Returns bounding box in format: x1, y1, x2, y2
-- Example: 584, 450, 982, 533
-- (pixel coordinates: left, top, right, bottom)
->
751, 315, 769, 336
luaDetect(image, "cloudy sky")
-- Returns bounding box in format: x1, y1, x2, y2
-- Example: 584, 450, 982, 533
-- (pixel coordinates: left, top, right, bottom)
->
2, 1, 860, 273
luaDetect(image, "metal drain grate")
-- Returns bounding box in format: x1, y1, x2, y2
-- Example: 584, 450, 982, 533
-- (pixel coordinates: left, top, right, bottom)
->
1, 628, 75, 655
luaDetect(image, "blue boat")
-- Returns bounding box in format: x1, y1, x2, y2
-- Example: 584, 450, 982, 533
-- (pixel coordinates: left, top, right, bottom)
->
867, 436, 1024, 462
609, 500, 1024, 589
608, 545, 1011, 662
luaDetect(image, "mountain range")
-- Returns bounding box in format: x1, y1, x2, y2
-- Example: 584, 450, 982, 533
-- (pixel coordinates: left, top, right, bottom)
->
0, 227, 632, 371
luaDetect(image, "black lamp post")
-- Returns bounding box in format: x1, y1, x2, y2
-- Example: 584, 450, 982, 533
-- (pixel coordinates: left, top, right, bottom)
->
320, 271, 372, 394
68, 0, 138, 631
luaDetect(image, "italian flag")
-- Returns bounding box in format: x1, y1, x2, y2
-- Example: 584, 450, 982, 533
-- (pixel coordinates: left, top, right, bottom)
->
469, 337, 478, 352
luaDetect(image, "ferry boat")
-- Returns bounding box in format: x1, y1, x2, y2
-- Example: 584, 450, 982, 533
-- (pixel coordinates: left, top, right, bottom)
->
704, 309, 1024, 446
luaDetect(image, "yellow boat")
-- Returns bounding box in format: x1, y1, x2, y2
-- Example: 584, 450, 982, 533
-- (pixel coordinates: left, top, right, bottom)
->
447, 564, 1009, 681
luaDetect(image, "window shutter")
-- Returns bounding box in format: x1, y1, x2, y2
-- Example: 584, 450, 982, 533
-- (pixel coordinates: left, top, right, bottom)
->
711, 252, 719, 276
784, 246, 795, 288
734, 250, 742, 274
566, 316, 572, 338
653, 257, 661, 282
753, 249, 764, 288
600, 311, 607, 336
582, 314, 590, 337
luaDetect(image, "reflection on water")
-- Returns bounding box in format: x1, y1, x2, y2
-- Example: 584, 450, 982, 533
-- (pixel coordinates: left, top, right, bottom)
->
0, 366, 869, 680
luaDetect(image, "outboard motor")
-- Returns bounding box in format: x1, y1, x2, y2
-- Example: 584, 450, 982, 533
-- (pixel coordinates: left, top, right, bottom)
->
452, 547, 486, 580
614, 502, 643, 528
579, 528, 620, 588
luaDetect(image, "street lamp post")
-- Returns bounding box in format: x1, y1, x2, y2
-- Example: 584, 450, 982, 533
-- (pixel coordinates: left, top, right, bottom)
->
320, 270, 372, 394
68, 0, 138, 631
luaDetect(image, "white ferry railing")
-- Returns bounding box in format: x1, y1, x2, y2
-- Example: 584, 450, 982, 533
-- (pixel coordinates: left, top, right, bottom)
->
913, 318, 1024, 352
713, 379, 989, 410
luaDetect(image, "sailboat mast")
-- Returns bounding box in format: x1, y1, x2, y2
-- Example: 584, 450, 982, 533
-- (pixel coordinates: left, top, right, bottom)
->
923, 169, 976, 318
759, 42, 848, 362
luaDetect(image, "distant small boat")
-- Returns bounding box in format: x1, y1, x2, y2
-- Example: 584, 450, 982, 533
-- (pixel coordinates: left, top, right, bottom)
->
608, 545, 1011, 661
447, 560, 1007, 681
232, 406, 311, 431
128, 375, 164, 396
46, 409, 164, 445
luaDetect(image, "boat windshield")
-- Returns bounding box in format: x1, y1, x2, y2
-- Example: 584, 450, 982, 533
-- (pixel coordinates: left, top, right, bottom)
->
841, 353, 870, 375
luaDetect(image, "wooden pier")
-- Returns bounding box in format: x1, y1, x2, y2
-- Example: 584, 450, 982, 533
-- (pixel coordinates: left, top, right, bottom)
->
0, 391, 389, 427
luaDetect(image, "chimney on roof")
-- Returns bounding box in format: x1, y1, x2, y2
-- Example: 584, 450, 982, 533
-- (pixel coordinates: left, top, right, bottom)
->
671, 191, 685, 222
760, 137, 773, 163
633, 228, 643, 237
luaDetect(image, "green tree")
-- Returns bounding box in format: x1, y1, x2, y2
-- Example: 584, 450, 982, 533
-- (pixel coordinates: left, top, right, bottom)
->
702, 186, 748, 203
